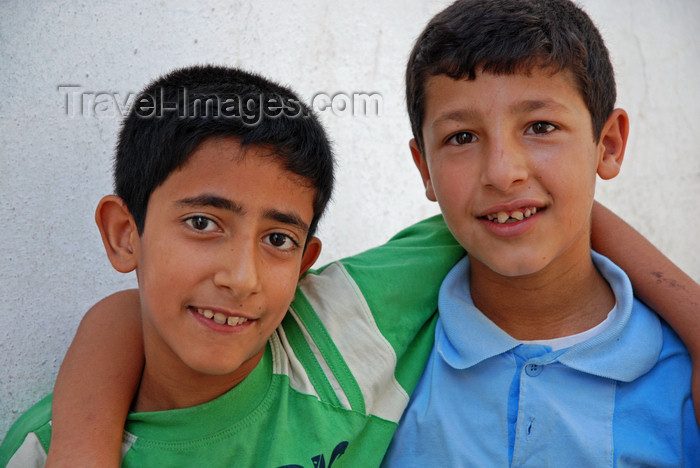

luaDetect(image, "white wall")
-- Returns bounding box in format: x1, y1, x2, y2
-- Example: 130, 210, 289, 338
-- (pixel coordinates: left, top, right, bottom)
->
1, 0, 698, 441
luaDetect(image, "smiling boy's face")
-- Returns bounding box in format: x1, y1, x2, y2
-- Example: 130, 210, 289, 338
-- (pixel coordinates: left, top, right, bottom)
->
131, 137, 320, 408
413, 67, 626, 279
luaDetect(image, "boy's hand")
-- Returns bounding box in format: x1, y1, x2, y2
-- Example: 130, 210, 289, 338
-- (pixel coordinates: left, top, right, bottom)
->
46, 290, 143, 468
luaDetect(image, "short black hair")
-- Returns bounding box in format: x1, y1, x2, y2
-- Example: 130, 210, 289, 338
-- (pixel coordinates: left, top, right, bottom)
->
115, 65, 334, 239
407, 0, 616, 153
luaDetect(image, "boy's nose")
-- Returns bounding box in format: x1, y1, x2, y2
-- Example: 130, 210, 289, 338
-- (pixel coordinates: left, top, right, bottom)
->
213, 239, 261, 298
480, 137, 529, 192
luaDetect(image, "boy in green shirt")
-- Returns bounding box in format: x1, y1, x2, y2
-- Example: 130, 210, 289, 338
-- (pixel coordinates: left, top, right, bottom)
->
3, 64, 412, 466
1, 63, 474, 468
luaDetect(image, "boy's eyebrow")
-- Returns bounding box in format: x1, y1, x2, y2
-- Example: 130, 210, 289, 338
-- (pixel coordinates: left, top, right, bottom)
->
175, 195, 310, 233
431, 99, 570, 128
176, 195, 244, 213
511, 99, 569, 114
263, 209, 309, 234
431, 109, 480, 127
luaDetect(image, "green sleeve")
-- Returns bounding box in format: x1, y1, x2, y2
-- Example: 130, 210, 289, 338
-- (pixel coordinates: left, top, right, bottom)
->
0, 393, 53, 467
336, 215, 465, 392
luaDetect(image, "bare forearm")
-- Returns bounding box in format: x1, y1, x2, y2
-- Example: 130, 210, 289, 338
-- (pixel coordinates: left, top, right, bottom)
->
591, 202, 700, 353
47, 289, 143, 468
591, 202, 700, 425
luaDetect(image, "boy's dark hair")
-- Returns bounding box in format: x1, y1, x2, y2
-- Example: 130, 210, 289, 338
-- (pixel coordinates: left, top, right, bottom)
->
115, 65, 334, 239
406, 0, 616, 153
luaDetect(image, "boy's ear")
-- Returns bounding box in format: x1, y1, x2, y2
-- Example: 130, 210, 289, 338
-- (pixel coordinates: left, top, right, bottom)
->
597, 108, 629, 180
299, 237, 322, 278
410, 138, 437, 201
95, 195, 139, 273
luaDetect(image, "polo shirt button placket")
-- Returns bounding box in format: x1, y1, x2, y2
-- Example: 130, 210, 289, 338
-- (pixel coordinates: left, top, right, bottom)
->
524, 363, 543, 377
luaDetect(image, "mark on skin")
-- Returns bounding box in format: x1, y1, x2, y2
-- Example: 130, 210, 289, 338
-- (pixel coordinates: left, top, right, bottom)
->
651, 272, 697, 307
652, 271, 686, 291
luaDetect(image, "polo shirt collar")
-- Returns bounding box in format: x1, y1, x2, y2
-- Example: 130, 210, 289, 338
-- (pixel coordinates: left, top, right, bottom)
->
435, 252, 662, 382
436, 256, 519, 370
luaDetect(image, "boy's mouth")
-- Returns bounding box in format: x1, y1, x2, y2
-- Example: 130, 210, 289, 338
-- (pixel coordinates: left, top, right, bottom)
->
193, 307, 249, 326
483, 206, 540, 224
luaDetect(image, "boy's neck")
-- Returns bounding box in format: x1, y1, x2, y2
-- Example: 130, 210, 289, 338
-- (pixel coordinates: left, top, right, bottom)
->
132, 346, 264, 413
468, 242, 615, 341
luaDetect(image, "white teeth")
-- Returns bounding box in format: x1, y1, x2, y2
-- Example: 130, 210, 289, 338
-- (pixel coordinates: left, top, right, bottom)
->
487, 207, 539, 224
213, 312, 227, 324
227, 316, 248, 326
196, 307, 248, 327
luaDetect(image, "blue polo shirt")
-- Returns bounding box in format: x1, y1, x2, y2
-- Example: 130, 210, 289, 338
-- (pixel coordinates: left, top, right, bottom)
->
384, 252, 699, 467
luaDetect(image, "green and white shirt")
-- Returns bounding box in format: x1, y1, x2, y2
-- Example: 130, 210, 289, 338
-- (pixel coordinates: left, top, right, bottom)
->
0, 215, 464, 468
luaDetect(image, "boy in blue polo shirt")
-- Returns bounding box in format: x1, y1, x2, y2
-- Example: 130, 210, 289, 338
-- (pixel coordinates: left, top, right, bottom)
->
384, 0, 699, 465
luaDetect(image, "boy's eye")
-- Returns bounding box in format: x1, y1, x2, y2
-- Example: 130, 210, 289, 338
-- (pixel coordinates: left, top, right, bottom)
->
185, 215, 218, 232
264, 233, 298, 251
527, 122, 556, 135
446, 131, 477, 145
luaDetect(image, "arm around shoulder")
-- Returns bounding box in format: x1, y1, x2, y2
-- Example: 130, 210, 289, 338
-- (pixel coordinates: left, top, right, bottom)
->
590, 202, 700, 425
46, 289, 143, 468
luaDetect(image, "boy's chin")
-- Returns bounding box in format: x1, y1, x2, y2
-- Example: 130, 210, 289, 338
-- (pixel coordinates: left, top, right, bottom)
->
470, 253, 553, 279
181, 348, 265, 378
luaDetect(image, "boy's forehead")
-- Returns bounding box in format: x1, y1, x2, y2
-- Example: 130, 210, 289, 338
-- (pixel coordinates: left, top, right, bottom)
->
423, 67, 584, 119
188, 136, 256, 165
428, 63, 580, 94
185, 136, 310, 185
157, 137, 316, 217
